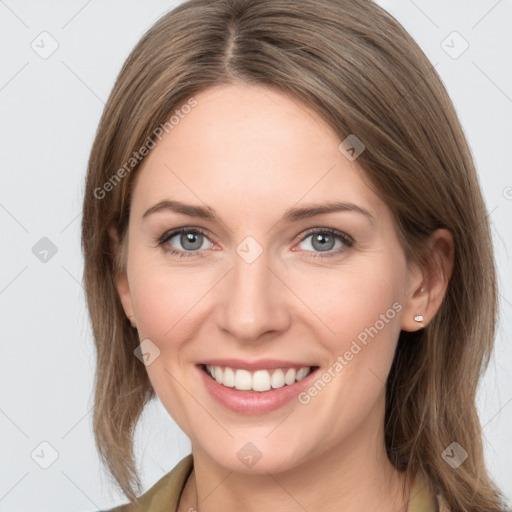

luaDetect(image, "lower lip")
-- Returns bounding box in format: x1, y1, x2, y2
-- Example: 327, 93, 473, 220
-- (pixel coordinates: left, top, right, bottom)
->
197, 365, 318, 415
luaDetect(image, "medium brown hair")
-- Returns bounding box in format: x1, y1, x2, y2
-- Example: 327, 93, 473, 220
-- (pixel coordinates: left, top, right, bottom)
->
81, 0, 509, 509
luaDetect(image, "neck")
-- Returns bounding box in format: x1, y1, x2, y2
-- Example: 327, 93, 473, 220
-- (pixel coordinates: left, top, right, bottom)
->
178, 403, 411, 512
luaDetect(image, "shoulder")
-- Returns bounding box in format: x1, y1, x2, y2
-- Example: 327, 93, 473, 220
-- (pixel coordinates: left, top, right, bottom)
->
409, 471, 450, 512
103, 454, 194, 512
436, 493, 451, 512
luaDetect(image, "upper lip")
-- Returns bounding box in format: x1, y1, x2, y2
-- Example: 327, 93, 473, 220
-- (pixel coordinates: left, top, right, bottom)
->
198, 358, 317, 371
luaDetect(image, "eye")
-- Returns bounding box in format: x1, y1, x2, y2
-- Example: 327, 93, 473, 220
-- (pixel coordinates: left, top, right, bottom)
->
158, 227, 213, 258
157, 226, 354, 259
295, 228, 353, 258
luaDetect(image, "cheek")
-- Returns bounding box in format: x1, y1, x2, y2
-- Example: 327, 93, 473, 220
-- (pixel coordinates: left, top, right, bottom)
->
290, 258, 405, 421
127, 264, 211, 428
129, 256, 214, 342
293, 256, 404, 421
289, 257, 404, 350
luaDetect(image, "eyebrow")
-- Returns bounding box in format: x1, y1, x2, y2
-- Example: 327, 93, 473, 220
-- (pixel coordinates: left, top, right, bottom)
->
142, 199, 375, 225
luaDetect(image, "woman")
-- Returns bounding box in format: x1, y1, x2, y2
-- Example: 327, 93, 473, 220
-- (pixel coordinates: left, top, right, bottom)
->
81, 1, 510, 511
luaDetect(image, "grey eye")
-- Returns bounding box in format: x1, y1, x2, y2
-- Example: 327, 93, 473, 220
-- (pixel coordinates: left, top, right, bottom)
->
167, 231, 211, 251
298, 232, 343, 253
311, 233, 336, 251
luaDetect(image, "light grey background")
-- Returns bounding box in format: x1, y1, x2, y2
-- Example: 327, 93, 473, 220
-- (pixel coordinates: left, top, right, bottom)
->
0, 1, 510, 511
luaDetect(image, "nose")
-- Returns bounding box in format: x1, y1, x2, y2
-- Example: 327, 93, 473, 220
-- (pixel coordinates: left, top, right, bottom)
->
214, 246, 291, 343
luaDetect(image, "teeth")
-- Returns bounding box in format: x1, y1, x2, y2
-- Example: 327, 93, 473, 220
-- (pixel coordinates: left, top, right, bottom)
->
235, 369, 252, 391
223, 367, 235, 387
252, 370, 271, 392
284, 368, 296, 385
296, 367, 309, 381
204, 365, 312, 392
271, 369, 285, 389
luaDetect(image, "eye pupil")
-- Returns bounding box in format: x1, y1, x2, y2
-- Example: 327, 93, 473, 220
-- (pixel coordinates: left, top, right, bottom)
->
181, 232, 203, 250
312, 233, 335, 251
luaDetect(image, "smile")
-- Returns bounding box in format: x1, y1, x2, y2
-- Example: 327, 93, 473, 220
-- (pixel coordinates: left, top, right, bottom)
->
197, 360, 320, 415
203, 364, 313, 392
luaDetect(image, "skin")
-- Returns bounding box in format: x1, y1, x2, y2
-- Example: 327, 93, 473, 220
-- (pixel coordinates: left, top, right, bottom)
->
111, 83, 454, 512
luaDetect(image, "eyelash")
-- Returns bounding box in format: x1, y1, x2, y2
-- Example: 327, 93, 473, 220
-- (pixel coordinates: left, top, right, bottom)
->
157, 227, 354, 259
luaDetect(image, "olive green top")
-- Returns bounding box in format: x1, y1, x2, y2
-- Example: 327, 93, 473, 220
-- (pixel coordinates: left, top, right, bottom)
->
107, 454, 446, 511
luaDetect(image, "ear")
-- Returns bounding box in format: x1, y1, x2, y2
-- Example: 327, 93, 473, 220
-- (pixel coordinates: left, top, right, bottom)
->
401, 228, 454, 332
108, 225, 137, 328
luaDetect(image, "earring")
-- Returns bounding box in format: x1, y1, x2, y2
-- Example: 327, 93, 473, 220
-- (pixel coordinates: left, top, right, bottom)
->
413, 314, 425, 328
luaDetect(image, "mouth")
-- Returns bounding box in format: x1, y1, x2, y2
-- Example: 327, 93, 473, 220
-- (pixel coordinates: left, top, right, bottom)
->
200, 364, 318, 392
196, 360, 320, 415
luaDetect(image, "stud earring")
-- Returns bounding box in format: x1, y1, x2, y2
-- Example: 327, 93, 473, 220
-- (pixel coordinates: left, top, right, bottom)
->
413, 314, 425, 328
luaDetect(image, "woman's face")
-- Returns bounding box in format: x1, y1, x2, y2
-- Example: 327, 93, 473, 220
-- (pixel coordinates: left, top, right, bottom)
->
115, 83, 421, 473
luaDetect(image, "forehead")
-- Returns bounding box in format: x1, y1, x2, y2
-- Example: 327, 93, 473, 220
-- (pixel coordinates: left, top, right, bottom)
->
130, 83, 383, 223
